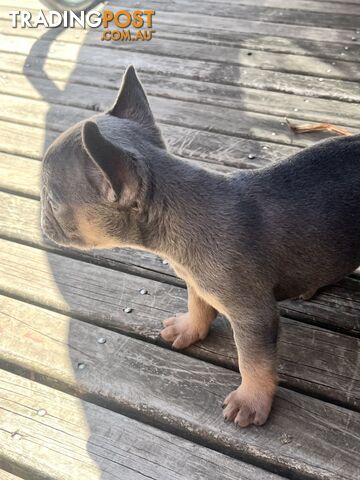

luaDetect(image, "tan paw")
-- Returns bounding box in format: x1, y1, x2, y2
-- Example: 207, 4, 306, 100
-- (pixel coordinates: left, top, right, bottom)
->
222, 386, 274, 427
160, 313, 209, 349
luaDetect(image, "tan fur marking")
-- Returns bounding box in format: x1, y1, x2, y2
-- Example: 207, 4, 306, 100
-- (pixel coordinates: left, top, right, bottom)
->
160, 261, 218, 349
74, 207, 119, 249
187, 286, 217, 332
240, 362, 278, 398
170, 260, 228, 316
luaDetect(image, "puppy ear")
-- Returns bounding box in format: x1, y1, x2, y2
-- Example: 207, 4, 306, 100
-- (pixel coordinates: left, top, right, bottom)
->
109, 65, 152, 123
82, 120, 147, 207
109, 65, 165, 148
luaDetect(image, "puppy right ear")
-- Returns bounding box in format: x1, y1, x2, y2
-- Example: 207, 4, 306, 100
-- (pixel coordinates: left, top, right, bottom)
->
109, 65, 166, 149
109, 65, 152, 124
82, 120, 148, 207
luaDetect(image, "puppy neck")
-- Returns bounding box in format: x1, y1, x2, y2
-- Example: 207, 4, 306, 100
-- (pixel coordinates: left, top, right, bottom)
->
138, 151, 233, 266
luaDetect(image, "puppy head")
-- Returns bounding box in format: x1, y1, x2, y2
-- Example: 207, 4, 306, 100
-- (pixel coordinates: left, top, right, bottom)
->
41, 65, 165, 250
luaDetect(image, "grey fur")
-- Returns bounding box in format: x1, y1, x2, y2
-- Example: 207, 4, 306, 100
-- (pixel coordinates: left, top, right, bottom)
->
41, 65, 360, 426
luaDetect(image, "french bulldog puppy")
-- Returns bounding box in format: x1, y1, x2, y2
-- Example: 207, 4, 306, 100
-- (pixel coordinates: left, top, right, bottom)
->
41, 65, 360, 427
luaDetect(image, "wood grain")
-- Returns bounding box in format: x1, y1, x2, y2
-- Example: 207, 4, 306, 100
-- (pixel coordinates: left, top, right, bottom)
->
0, 472, 26, 480
0, 119, 288, 175
0, 370, 282, 480
15, 0, 360, 28
0, 296, 359, 480
150, 10, 359, 45
113, 0, 359, 30
6, 0, 360, 43
1, 31, 359, 104
136, 23, 360, 63
1, 20, 360, 85
3, 20, 360, 66
0, 91, 353, 155
1, 53, 360, 130
139, 0, 358, 15
0, 117, 269, 177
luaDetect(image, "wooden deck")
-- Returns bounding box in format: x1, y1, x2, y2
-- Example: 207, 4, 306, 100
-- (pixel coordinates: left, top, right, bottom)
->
0, 0, 360, 478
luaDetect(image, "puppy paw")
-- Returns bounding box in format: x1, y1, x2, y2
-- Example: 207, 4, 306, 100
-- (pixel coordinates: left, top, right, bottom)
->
222, 386, 274, 427
160, 313, 209, 349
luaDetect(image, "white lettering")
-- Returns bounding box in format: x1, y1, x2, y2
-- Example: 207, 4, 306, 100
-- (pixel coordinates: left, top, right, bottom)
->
69, 11, 85, 28
9, 9, 104, 29
48, 11, 62, 28
86, 10, 102, 28
8, 11, 20, 28
34, 10, 49, 27
21, 12, 32, 28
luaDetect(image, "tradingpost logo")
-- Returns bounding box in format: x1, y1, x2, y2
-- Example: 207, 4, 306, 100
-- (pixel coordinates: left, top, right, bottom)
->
8, 9, 155, 42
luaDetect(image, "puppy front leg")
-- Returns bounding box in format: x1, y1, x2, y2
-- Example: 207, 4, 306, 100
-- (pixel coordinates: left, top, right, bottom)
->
223, 300, 279, 427
161, 285, 217, 349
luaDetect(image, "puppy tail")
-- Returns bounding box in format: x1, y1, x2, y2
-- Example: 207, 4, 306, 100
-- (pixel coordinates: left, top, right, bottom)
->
286, 118, 352, 137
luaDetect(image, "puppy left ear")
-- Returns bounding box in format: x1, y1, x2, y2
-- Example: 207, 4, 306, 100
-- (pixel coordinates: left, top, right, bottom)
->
82, 120, 148, 207
109, 65, 165, 149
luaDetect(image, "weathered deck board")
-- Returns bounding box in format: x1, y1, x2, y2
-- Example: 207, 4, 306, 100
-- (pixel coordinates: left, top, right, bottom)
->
8, 0, 359, 44
2, 21, 360, 68
0, 370, 282, 480
147, 11, 359, 45
0, 154, 41, 199
129, 23, 360, 61
15, 0, 360, 29
0, 125, 237, 175
113, 0, 359, 30
1, 31, 359, 104
0, 227, 358, 408
1, 55, 360, 134
0, 123, 276, 182
0, 70, 317, 151
0, 93, 354, 156
0, 117, 280, 175
139, 0, 360, 15
1, 20, 360, 85
0, 93, 307, 153
0, 295, 359, 480
0, 472, 25, 480
0, 121, 56, 161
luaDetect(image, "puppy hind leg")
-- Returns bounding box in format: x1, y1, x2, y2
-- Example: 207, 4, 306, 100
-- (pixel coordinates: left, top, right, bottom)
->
161, 285, 217, 349
223, 299, 279, 427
